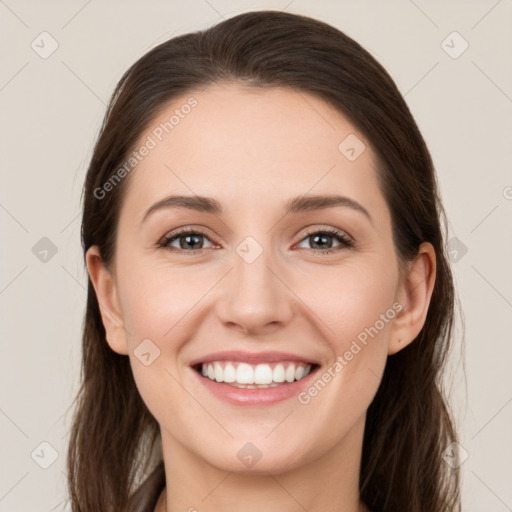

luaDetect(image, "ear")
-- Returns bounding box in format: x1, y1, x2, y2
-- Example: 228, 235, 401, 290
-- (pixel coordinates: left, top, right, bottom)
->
388, 242, 436, 356
85, 246, 129, 355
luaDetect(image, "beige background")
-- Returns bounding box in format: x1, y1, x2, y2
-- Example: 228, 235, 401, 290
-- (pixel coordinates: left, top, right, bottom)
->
1, 0, 511, 510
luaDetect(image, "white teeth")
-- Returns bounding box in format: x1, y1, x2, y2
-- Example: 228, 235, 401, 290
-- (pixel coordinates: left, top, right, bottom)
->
254, 364, 273, 384
236, 363, 254, 384
223, 363, 236, 383
214, 362, 223, 382
199, 361, 314, 386
273, 363, 286, 383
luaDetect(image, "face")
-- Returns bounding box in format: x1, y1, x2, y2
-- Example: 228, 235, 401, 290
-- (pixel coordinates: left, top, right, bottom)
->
88, 83, 434, 475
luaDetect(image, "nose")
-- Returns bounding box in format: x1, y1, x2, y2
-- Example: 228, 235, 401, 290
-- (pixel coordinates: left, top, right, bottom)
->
216, 240, 294, 335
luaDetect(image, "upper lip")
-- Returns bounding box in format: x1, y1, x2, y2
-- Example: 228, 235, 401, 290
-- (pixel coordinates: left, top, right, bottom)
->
189, 351, 319, 366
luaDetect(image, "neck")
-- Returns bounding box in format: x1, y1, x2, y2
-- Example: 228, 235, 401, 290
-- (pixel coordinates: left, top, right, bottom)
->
156, 414, 368, 512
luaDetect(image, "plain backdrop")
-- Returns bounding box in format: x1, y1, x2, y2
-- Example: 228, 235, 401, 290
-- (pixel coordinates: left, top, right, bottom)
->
1, 1, 511, 510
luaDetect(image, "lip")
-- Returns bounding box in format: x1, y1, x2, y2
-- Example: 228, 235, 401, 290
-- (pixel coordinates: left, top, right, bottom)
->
190, 362, 320, 406
188, 350, 319, 366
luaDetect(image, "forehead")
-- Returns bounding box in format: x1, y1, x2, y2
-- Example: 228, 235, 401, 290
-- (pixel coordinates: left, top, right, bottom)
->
121, 83, 388, 223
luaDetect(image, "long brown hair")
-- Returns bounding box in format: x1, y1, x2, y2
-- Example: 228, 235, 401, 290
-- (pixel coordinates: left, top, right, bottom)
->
67, 10, 462, 512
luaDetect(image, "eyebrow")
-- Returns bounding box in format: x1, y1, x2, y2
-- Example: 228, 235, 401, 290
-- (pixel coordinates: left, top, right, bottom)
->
140, 193, 373, 225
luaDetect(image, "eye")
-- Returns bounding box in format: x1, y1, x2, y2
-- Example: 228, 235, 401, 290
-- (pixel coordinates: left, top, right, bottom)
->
158, 227, 354, 255
158, 229, 215, 253
296, 228, 354, 253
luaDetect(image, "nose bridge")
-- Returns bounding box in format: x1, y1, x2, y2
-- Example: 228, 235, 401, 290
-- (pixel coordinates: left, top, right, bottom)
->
233, 233, 281, 302
217, 233, 293, 331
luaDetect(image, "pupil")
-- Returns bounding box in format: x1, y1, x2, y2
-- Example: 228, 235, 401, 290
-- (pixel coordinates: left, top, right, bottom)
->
182, 234, 202, 249
311, 234, 332, 249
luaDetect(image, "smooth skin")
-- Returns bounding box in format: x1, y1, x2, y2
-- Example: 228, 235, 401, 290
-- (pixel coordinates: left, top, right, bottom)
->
86, 83, 436, 512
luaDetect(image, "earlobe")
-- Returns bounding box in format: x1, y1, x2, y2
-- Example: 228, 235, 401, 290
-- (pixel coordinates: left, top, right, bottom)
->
85, 246, 129, 356
388, 242, 437, 356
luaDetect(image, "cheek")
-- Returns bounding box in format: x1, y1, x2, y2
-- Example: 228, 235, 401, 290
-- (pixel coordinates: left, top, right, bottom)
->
118, 263, 206, 421
299, 256, 399, 351
117, 259, 208, 342
292, 261, 398, 439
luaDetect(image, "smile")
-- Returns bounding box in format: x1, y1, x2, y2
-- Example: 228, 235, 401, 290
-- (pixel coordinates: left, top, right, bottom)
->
195, 361, 316, 388
191, 359, 320, 405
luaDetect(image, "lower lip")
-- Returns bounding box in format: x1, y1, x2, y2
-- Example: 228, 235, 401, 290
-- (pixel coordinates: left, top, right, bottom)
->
191, 366, 319, 406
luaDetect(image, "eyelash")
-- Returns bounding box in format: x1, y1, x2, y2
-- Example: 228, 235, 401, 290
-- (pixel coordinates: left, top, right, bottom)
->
158, 227, 354, 256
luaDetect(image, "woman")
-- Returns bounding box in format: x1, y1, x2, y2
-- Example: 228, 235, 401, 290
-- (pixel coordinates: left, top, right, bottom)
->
67, 10, 462, 512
